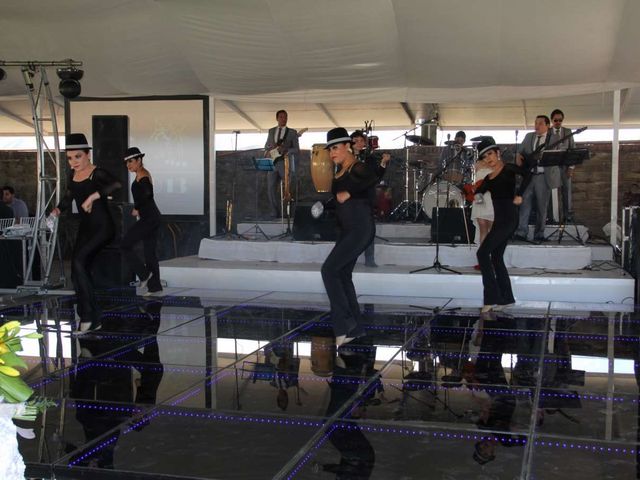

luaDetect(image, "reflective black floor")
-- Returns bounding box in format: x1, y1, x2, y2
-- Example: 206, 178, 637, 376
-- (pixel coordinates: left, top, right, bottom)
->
2, 288, 639, 479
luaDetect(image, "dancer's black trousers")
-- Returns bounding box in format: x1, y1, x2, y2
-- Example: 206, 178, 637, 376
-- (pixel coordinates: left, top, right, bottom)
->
476, 199, 518, 306
72, 221, 114, 323
121, 216, 161, 291
321, 199, 375, 337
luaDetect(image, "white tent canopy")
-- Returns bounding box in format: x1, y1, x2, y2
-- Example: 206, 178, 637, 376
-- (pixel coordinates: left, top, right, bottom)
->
1, 0, 640, 133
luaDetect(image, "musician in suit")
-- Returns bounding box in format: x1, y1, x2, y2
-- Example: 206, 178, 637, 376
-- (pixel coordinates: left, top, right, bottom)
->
514, 115, 560, 242
264, 110, 300, 218
550, 109, 576, 222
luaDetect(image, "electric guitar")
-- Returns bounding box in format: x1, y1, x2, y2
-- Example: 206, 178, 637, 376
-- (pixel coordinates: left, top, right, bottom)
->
520, 126, 587, 170
268, 127, 308, 161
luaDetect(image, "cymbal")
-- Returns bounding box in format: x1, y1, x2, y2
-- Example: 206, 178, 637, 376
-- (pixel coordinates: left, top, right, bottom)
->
405, 134, 432, 146
444, 140, 458, 146
470, 135, 486, 142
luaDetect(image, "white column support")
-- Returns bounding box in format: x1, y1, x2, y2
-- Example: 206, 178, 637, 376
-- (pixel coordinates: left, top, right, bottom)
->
209, 96, 217, 236
610, 90, 621, 247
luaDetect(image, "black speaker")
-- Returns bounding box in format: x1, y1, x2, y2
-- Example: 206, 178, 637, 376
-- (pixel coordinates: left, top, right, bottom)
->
430, 207, 475, 243
293, 202, 337, 241
92, 115, 129, 202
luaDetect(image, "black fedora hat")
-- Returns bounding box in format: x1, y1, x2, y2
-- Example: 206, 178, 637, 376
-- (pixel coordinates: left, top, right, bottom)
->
65, 133, 91, 150
325, 127, 352, 149
476, 136, 500, 159
124, 147, 145, 161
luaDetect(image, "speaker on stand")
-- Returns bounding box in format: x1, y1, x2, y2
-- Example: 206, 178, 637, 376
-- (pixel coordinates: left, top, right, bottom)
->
90, 116, 135, 288
92, 115, 129, 203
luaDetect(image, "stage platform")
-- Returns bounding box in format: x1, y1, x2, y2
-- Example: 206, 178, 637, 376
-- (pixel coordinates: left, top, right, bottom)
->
159, 220, 629, 306
160, 254, 633, 305
198, 237, 610, 270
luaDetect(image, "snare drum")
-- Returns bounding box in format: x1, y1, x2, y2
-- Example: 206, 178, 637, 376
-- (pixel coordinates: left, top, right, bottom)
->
310, 144, 334, 193
421, 181, 463, 219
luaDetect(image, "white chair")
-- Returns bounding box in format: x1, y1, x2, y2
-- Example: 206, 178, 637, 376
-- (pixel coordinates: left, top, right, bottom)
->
19, 216, 36, 228
0, 217, 15, 233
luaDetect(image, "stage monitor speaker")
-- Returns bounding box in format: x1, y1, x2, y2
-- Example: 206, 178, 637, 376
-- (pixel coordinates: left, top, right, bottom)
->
293, 202, 337, 241
92, 115, 129, 202
430, 207, 475, 243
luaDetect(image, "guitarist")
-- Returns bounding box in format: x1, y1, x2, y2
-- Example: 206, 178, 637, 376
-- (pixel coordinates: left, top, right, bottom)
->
264, 110, 300, 218
513, 115, 560, 242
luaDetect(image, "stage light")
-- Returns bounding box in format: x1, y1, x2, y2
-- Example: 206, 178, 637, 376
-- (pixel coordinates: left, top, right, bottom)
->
56, 66, 84, 99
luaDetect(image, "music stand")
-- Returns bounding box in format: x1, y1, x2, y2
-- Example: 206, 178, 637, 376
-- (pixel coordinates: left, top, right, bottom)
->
239, 158, 274, 240
541, 148, 590, 244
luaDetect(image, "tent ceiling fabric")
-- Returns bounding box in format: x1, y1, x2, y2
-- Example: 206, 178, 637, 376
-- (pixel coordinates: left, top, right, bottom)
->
1, 0, 640, 133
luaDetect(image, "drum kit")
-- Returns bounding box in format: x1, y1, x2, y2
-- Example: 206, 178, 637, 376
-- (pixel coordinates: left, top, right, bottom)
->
389, 135, 477, 223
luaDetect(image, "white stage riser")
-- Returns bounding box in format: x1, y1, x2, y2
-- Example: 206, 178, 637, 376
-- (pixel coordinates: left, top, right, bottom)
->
236, 222, 589, 242
199, 239, 594, 270
160, 265, 633, 304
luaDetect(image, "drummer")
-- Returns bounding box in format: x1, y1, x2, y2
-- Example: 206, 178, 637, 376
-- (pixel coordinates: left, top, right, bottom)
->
351, 130, 390, 268
439, 130, 474, 185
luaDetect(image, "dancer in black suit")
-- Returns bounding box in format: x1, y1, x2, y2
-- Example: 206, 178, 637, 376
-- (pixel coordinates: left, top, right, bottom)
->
120, 147, 163, 295
474, 137, 531, 312
321, 128, 378, 346
52, 133, 121, 330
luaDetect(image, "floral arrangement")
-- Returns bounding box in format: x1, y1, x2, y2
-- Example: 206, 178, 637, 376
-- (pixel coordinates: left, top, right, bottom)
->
0, 320, 54, 420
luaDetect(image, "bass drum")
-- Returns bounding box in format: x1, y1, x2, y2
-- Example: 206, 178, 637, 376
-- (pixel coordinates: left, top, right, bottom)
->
310, 144, 334, 193
421, 181, 463, 219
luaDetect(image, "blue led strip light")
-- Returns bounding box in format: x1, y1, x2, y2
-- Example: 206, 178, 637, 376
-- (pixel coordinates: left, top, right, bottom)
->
62, 402, 637, 470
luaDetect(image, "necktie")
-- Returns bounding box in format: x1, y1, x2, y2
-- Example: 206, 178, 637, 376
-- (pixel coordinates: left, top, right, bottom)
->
277, 128, 282, 142
556, 129, 560, 136
534, 135, 541, 150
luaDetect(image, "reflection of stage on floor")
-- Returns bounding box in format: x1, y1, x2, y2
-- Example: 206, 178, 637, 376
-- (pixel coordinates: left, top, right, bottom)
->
159, 231, 631, 304
8, 287, 637, 480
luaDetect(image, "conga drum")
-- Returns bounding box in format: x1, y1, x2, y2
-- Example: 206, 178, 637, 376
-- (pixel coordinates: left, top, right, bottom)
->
311, 144, 334, 193
310, 336, 335, 377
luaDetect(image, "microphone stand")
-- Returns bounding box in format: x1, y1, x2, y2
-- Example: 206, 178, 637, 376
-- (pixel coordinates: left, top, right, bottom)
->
410, 150, 463, 275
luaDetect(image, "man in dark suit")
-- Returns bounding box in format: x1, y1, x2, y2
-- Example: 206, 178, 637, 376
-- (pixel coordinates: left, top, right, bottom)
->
264, 110, 300, 218
514, 115, 560, 242
550, 109, 576, 222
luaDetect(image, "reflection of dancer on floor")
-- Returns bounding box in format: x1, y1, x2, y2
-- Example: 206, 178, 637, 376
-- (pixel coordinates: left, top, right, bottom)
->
120, 147, 163, 295
473, 137, 531, 313
321, 128, 379, 347
51, 133, 121, 331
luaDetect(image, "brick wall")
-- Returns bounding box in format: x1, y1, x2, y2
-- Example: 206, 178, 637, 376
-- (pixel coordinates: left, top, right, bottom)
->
0, 151, 37, 215
3, 142, 639, 240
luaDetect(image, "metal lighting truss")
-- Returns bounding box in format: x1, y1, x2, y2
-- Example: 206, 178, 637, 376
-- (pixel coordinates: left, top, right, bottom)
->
0, 59, 82, 291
